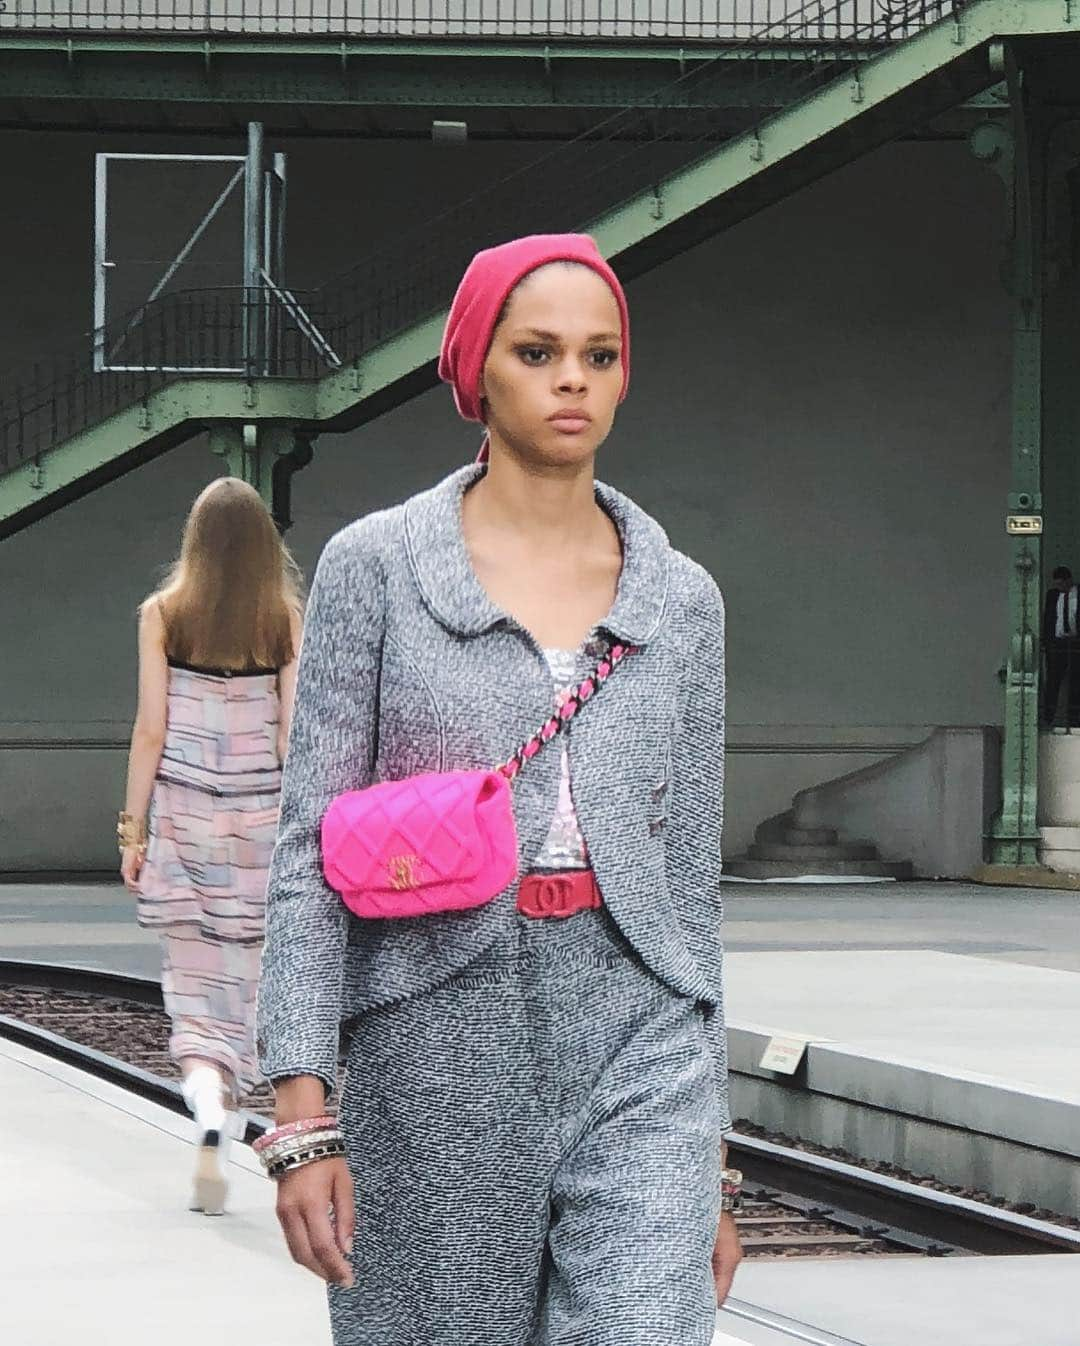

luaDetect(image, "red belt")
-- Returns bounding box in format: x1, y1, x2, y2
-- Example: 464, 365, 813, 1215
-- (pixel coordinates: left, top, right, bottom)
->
517, 869, 603, 919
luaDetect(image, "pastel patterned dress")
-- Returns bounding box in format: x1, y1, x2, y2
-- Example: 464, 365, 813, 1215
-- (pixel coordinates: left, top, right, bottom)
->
137, 660, 282, 1089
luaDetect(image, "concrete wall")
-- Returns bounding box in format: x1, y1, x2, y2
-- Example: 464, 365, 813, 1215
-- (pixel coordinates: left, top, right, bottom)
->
0, 131, 1012, 870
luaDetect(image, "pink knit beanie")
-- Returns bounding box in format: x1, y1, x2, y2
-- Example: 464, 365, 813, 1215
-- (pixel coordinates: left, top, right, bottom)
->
438, 234, 631, 458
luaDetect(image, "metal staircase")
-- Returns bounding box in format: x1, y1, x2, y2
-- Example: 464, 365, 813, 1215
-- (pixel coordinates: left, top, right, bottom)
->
0, 0, 1073, 540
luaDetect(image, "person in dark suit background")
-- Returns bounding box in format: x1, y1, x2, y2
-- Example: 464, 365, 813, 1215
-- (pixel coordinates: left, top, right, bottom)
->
1043, 565, 1080, 726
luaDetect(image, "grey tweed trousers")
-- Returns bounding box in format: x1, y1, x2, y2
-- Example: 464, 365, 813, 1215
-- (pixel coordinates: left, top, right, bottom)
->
329, 905, 724, 1346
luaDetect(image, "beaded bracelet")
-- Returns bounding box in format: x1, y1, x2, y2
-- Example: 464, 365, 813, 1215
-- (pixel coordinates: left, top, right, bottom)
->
116, 811, 148, 856
720, 1167, 743, 1213
253, 1115, 338, 1154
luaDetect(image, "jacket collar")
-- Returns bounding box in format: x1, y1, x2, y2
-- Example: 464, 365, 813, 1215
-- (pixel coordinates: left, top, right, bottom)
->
404, 463, 670, 645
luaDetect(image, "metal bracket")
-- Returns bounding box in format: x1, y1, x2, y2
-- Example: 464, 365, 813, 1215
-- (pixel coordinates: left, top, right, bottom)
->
243, 383, 258, 410
28, 461, 44, 491
341, 41, 349, 74
649, 185, 664, 221
749, 133, 764, 163
351, 361, 364, 394
850, 68, 864, 105
1065, 0, 1073, 24
137, 402, 151, 431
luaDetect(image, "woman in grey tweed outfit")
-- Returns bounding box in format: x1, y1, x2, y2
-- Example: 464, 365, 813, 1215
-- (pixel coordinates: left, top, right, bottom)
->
257, 233, 742, 1345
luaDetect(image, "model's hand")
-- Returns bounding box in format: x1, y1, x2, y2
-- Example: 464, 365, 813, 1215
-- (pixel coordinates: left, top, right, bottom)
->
276, 1156, 355, 1288
712, 1210, 743, 1305
120, 844, 144, 893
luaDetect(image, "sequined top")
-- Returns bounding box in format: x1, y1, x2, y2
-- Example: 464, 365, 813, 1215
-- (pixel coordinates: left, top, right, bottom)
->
531, 647, 590, 871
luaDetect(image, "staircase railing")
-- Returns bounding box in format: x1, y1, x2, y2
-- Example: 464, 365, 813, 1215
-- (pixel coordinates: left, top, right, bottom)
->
0, 286, 333, 473
0, 0, 958, 482
0, 0, 946, 41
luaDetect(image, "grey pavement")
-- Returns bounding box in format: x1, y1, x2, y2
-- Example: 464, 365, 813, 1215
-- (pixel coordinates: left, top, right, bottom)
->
3, 877, 1079, 978
0, 1035, 329, 1346
3, 1032, 1076, 1346
0, 1034, 776, 1346
729, 1255, 1080, 1346
719, 880, 1080, 974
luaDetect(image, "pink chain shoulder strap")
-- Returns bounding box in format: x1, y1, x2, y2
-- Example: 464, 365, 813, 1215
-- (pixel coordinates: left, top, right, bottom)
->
497, 640, 638, 782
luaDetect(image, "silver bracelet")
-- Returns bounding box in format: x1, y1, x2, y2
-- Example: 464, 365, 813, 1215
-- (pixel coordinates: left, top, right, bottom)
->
265, 1139, 347, 1180
258, 1129, 344, 1175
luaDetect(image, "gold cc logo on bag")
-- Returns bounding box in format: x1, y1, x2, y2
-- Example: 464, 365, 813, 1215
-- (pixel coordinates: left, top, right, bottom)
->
388, 854, 422, 891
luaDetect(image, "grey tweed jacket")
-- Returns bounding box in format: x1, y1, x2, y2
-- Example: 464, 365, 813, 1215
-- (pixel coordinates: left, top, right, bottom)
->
257, 463, 731, 1132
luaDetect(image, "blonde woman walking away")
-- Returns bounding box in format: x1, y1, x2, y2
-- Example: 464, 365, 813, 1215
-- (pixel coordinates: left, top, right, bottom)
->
119, 476, 303, 1215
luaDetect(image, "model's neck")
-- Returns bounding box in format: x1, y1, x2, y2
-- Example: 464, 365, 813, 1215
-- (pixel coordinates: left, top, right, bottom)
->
466, 450, 601, 544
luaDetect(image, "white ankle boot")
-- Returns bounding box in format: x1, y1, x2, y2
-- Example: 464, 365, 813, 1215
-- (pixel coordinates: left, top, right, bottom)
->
182, 1066, 228, 1216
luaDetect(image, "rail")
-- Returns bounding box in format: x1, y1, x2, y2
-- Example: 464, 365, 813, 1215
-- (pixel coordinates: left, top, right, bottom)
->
3, 956, 1078, 1257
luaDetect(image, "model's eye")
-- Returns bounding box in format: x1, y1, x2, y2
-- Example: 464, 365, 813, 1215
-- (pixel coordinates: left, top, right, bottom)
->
517, 346, 550, 365
590, 348, 619, 369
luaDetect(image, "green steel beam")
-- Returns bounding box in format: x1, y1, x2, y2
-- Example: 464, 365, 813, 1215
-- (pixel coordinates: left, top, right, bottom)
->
0, 378, 313, 539
0, 33, 1010, 128
0, 37, 860, 123
4, 0, 1080, 544
0, 36, 855, 62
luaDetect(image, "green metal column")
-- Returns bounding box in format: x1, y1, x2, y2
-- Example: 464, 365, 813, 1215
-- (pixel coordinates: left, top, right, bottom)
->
208, 421, 270, 502
973, 51, 1045, 866
207, 421, 312, 531
1040, 120, 1080, 598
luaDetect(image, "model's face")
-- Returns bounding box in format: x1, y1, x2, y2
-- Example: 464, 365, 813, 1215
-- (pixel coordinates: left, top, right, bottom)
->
479, 263, 624, 466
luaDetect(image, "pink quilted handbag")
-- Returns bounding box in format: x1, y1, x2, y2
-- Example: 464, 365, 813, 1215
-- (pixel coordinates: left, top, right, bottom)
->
321, 641, 636, 919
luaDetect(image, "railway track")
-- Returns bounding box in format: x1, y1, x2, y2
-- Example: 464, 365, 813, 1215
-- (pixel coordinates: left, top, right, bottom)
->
2, 958, 1078, 1263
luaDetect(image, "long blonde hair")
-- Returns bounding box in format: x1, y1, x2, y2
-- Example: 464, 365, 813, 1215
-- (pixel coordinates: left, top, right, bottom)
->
150, 477, 303, 671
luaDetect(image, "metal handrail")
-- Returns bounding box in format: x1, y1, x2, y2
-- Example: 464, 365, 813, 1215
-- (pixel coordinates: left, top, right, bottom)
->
0, 0, 943, 41
0, 0, 958, 480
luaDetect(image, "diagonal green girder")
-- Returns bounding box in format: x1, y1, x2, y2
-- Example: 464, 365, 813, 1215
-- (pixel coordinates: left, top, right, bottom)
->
1, 0, 1074, 541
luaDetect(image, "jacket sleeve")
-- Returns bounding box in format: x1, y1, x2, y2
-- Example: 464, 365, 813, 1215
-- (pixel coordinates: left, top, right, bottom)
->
665, 566, 732, 1135
256, 528, 384, 1094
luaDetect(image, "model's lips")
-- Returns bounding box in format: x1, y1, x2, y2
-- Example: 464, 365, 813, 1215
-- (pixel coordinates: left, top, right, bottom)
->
547, 411, 592, 429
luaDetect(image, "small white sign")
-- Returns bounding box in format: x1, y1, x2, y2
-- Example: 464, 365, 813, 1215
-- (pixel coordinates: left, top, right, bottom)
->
759, 1036, 808, 1074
